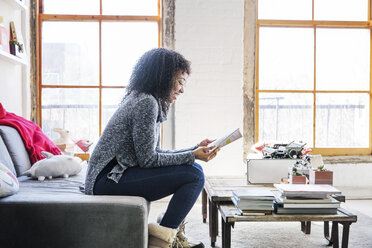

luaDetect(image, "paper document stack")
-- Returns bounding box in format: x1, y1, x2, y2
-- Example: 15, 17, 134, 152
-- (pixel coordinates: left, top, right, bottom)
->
232, 188, 275, 215
273, 184, 341, 215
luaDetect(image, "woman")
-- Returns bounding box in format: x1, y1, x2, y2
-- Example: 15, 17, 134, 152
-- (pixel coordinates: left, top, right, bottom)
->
85, 48, 219, 248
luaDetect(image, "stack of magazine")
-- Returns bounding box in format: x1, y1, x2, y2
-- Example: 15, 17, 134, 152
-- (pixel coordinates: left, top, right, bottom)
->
273, 184, 342, 215
232, 188, 275, 215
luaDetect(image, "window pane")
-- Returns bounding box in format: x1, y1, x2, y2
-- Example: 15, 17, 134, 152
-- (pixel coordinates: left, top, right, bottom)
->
258, 0, 312, 20
316, 28, 370, 91
259, 27, 314, 90
316, 93, 369, 148
259, 93, 313, 145
102, 22, 158, 86
102, 88, 126, 131
42, 22, 99, 86
314, 0, 368, 21
102, 0, 158, 16
43, 0, 99, 15
42, 88, 99, 144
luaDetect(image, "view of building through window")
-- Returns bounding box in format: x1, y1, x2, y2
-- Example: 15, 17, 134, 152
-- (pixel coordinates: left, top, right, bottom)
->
39, 0, 160, 147
257, 0, 370, 154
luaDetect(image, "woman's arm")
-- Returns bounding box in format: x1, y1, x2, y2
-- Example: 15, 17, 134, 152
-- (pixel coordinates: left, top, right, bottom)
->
155, 138, 198, 154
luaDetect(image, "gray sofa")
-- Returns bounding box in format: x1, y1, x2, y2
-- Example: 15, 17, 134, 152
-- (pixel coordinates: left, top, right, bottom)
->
0, 125, 149, 248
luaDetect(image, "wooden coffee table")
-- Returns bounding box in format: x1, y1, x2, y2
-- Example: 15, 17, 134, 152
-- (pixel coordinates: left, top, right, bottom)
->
201, 177, 356, 248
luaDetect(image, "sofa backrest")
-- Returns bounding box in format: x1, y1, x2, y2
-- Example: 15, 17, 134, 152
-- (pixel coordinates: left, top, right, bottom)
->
0, 126, 31, 177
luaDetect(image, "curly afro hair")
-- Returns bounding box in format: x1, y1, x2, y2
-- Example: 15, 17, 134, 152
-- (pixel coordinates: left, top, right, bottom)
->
125, 48, 191, 112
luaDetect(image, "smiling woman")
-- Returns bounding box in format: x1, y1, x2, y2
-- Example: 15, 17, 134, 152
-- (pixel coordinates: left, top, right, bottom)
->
86, 48, 219, 248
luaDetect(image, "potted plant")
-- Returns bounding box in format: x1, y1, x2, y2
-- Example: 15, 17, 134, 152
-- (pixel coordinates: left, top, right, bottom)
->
290, 167, 307, 184
309, 165, 333, 185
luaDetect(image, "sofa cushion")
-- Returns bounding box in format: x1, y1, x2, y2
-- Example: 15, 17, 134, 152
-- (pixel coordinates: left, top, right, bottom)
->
0, 162, 19, 197
0, 126, 31, 176
0, 136, 16, 175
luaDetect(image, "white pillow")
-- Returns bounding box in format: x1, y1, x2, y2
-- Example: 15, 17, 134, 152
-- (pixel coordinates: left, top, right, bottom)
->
23, 151, 82, 181
0, 162, 19, 197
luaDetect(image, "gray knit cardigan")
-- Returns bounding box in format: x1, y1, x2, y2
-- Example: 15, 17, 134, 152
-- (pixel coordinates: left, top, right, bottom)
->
84, 91, 196, 195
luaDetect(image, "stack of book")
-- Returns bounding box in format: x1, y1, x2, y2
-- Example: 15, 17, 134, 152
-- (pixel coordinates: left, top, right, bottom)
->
232, 188, 275, 215
274, 184, 341, 214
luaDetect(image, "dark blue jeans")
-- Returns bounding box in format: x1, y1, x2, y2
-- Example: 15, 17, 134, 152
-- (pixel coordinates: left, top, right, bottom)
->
93, 159, 205, 229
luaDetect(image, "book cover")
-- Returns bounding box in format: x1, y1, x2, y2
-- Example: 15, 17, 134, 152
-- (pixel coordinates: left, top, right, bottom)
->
275, 195, 333, 204
0, 23, 10, 53
235, 206, 267, 216
232, 197, 274, 211
9, 21, 25, 58
274, 184, 341, 195
233, 188, 275, 201
275, 207, 338, 215
282, 193, 330, 199
208, 128, 242, 151
283, 202, 340, 209
274, 202, 337, 214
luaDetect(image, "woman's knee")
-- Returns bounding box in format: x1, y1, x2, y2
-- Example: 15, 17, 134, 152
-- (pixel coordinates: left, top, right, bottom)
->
190, 163, 205, 186
193, 162, 203, 172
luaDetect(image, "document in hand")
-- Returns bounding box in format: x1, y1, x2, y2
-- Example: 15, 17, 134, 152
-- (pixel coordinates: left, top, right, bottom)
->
208, 128, 242, 151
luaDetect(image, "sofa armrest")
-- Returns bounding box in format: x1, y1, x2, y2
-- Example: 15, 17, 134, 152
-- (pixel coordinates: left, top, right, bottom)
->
0, 195, 149, 248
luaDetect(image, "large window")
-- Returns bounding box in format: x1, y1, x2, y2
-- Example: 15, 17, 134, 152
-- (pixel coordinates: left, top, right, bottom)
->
37, 0, 161, 143
256, 0, 371, 155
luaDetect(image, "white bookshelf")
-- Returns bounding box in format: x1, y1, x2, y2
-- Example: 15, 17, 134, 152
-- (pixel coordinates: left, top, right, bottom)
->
0, 0, 30, 118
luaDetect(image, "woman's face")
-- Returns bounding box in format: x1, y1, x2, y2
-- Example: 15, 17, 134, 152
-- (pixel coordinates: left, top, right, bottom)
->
170, 71, 187, 104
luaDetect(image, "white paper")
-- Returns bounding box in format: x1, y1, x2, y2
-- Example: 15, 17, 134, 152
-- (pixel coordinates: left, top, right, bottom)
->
208, 128, 242, 151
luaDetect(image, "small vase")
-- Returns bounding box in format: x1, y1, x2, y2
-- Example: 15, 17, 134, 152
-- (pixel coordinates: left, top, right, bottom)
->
290, 175, 307, 184
309, 170, 333, 185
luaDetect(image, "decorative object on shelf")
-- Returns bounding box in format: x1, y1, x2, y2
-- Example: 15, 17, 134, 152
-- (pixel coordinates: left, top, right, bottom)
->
310, 165, 333, 185
52, 128, 75, 154
0, 16, 10, 53
74, 139, 93, 153
289, 167, 307, 184
9, 21, 24, 58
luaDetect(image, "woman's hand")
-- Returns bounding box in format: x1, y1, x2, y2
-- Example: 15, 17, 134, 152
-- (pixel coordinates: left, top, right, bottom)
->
198, 138, 216, 147
193, 146, 220, 162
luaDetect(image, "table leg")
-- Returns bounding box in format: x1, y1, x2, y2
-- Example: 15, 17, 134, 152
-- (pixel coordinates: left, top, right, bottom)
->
332, 221, 339, 248
301, 221, 311, 234
221, 216, 232, 248
202, 189, 207, 223
341, 222, 351, 248
324, 221, 333, 245
208, 199, 218, 247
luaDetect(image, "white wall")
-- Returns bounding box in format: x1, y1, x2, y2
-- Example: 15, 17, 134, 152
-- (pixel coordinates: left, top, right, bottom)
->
326, 163, 372, 187
174, 0, 245, 176
0, 60, 23, 114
